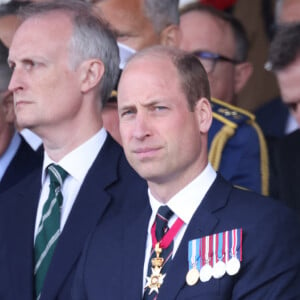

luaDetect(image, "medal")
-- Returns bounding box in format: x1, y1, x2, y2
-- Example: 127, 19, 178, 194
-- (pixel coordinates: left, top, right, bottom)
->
186, 239, 200, 286
145, 243, 165, 294
199, 235, 213, 282
213, 260, 226, 279
225, 228, 242, 276
146, 217, 184, 294
186, 267, 199, 286
226, 257, 240, 276
199, 263, 213, 282
213, 232, 226, 279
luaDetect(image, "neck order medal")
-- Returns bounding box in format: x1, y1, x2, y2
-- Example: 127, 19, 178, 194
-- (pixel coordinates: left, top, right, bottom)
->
145, 243, 166, 295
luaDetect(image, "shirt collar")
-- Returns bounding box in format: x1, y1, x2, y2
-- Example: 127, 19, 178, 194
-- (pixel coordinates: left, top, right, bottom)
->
0, 131, 20, 181
41, 128, 107, 184
148, 163, 217, 224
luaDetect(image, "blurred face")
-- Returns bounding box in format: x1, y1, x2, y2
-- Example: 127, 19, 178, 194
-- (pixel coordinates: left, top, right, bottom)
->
118, 56, 211, 199
93, 0, 160, 50
180, 11, 237, 103
0, 14, 21, 47
278, 0, 300, 23
102, 101, 122, 144
0, 89, 15, 156
8, 12, 83, 138
276, 55, 300, 126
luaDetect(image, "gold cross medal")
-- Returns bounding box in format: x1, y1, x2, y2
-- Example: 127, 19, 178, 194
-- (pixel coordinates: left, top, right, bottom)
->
145, 243, 166, 295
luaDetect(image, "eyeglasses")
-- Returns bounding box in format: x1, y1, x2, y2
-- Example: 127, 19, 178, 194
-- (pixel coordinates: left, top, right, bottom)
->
192, 50, 240, 74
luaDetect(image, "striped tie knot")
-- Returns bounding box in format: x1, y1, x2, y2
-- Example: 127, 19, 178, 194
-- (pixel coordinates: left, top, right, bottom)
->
48, 164, 68, 188
47, 164, 68, 205
155, 206, 173, 241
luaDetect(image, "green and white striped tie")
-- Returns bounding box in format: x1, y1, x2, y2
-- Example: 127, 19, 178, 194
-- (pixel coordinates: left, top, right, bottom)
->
34, 164, 68, 300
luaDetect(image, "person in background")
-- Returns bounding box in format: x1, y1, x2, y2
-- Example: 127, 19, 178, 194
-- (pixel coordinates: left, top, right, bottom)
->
101, 42, 135, 144
275, 0, 300, 23
0, 0, 43, 149
266, 23, 300, 218
72, 45, 300, 300
0, 39, 42, 194
180, 3, 269, 195
0, 1, 147, 299
91, 0, 181, 144
255, 0, 300, 138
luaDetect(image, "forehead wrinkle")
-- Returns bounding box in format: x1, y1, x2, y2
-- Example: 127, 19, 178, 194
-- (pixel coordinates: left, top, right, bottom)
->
10, 12, 73, 62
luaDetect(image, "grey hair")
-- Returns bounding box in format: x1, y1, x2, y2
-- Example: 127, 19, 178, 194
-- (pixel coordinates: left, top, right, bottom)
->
144, 0, 179, 34
124, 45, 210, 111
18, 0, 120, 105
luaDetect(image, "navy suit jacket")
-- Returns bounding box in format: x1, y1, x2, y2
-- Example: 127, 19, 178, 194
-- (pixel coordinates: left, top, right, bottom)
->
0, 136, 42, 194
255, 97, 290, 139
0, 134, 148, 300
269, 129, 300, 218
72, 175, 300, 299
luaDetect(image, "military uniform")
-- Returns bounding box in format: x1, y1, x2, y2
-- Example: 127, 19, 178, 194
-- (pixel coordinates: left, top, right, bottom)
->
208, 98, 269, 195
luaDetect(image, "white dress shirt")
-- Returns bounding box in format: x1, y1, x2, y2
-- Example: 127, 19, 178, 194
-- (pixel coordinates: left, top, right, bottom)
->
34, 129, 107, 240
143, 163, 217, 289
0, 131, 21, 181
285, 113, 299, 134
20, 128, 42, 151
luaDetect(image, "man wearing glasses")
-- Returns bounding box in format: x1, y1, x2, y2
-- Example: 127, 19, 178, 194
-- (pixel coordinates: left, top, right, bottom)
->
180, 3, 269, 196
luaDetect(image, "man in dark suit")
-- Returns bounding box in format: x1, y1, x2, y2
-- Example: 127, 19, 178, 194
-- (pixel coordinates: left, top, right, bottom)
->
0, 40, 42, 194
0, 1, 147, 299
266, 23, 300, 218
72, 46, 300, 299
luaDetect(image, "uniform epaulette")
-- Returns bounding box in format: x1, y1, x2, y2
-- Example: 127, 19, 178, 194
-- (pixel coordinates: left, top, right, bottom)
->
211, 97, 255, 128
209, 98, 269, 196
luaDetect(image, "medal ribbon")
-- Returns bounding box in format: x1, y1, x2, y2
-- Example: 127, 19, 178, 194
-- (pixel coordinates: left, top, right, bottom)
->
151, 217, 184, 249
228, 228, 243, 260
188, 239, 200, 270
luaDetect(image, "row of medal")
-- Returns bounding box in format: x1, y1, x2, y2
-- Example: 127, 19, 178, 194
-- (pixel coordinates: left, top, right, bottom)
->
186, 228, 242, 286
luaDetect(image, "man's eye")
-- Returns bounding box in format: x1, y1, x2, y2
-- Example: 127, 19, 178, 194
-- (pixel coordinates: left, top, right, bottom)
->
154, 106, 167, 111
24, 60, 37, 70
120, 110, 134, 117
8, 62, 15, 70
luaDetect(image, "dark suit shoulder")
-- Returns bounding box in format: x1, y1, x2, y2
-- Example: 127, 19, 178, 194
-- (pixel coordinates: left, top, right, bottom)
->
0, 137, 43, 194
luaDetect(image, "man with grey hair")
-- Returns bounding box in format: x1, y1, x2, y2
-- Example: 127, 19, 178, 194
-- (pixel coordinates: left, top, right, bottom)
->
93, 0, 180, 51
92, 0, 181, 144
0, 1, 147, 299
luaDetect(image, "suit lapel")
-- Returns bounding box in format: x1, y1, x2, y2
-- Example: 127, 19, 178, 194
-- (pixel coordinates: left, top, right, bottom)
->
7, 169, 41, 299
41, 136, 123, 299
158, 175, 232, 299
123, 204, 152, 300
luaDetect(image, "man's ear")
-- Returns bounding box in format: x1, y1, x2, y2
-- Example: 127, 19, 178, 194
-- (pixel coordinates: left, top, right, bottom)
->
234, 61, 253, 94
2, 92, 15, 123
80, 59, 105, 93
195, 97, 212, 134
160, 24, 182, 48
